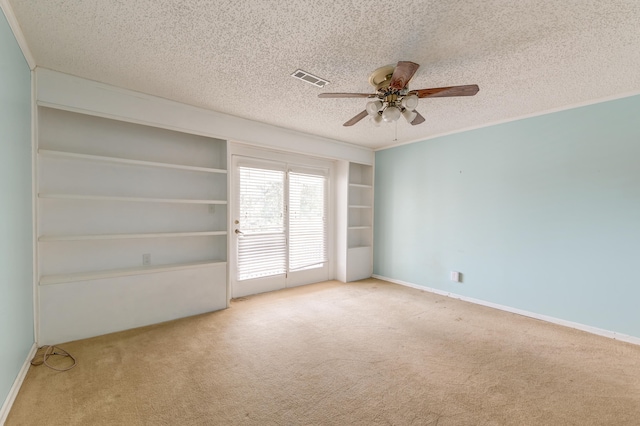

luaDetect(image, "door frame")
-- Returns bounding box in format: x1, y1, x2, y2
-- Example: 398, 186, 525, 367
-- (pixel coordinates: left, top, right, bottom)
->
228, 143, 335, 298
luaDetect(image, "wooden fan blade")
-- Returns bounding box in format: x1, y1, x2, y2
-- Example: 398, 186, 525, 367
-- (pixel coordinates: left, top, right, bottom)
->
343, 110, 369, 126
410, 84, 479, 98
389, 61, 420, 90
318, 93, 377, 98
410, 110, 426, 125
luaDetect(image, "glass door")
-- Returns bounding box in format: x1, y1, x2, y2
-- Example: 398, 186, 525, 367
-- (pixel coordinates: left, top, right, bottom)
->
233, 158, 287, 297
286, 167, 329, 287
231, 156, 329, 297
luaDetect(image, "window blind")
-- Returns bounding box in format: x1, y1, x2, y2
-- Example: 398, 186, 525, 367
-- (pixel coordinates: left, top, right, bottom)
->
237, 166, 286, 281
288, 171, 327, 271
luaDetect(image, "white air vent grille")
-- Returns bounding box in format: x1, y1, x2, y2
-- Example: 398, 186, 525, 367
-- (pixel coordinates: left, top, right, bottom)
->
291, 69, 330, 88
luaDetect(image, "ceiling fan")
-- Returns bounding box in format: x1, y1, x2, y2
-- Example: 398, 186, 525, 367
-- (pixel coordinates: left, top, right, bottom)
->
318, 61, 479, 126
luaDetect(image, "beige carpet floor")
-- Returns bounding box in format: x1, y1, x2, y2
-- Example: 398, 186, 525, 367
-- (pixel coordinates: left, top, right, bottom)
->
7, 279, 640, 425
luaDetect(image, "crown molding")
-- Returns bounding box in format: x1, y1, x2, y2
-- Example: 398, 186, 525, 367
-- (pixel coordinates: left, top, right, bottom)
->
1, 0, 35, 70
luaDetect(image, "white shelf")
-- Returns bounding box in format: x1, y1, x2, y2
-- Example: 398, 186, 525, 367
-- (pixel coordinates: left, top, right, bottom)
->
39, 260, 226, 285
38, 231, 226, 242
38, 149, 227, 174
348, 204, 372, 209
348, 226, 371, 230
38, 193, 227, 204
348, 244, 372, 250
349, 183, 372, 189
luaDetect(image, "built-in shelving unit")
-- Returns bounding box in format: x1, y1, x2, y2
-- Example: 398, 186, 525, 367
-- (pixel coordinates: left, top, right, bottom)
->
36, 106, 229, 344
345, 162, 374, 281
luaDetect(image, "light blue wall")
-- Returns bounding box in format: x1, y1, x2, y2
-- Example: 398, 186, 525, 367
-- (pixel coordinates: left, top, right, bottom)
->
374, 94, 640, 338
0, 8, 34, 407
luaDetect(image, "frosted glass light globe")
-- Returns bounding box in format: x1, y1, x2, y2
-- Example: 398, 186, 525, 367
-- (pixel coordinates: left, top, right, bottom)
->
402, 109, 417, 124
366, 100, 383, 116
382, 106, 401, 122
401, 94, 419, 111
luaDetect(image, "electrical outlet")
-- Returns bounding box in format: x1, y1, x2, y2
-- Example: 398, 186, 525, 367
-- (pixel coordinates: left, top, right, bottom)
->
143, 253, 151, 266
450, 271, 462, 282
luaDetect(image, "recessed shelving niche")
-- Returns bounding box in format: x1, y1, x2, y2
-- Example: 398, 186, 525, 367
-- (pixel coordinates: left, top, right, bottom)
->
36, 106, 229, 314
344, 162, 374, 281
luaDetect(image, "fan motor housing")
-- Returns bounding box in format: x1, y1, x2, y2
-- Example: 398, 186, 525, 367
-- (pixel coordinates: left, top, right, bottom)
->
368, 65, 395, 90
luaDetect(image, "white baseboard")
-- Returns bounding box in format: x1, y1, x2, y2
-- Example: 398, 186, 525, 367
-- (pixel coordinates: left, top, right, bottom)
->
372, 274, 640, 347
0, 343, 37, 426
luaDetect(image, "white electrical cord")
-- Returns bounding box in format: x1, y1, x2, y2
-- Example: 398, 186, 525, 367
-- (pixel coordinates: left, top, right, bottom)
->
30, 345, 77, 371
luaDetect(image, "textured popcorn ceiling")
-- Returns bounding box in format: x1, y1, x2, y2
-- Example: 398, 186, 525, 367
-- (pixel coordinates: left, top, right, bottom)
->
9, 0, 640, 150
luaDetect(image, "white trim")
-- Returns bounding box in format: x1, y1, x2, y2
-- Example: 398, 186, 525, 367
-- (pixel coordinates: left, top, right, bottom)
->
0, 343, 37, 425
372, 274, 640, 347
0, 0, 36, 70
375, 88, 640, 151
225, 141, 231, 307
31, 70, 40, 345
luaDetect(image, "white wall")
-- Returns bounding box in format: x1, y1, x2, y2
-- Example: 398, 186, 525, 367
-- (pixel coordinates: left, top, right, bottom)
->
374, 93, 640, 340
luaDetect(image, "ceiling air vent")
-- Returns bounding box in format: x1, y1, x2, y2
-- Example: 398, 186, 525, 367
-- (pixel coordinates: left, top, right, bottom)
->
291, 69, 330, 88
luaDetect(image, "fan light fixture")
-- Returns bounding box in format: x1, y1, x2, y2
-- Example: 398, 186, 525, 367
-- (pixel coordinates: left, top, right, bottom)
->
401, 94, 419, 111
402, 109, 417, 123
366, 100, 383, 116
382, 105, 401, 122
369, 99, 418, 124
